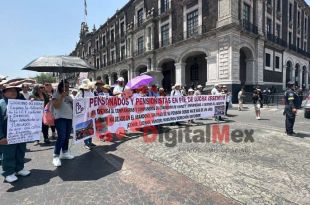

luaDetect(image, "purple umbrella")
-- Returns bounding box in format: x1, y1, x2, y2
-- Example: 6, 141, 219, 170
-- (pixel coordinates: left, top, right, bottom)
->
126, 75, 154, 89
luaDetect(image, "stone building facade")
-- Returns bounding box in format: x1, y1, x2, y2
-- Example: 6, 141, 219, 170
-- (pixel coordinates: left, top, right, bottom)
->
71, 0, 310, 100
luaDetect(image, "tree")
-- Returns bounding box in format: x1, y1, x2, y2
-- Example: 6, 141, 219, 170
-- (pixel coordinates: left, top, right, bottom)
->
34, 73, 56, 84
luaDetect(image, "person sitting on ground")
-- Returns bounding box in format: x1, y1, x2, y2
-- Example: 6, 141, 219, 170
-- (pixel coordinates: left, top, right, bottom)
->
113, 77, 125, 97
0, 82, 30, 183
30, 84, 51, 145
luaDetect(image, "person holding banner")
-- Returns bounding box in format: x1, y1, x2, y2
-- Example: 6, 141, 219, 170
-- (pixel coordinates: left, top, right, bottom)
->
76, 79, 96, 150
0, 82, 30, 183
30, 84, 52, 145
52, 80, 74, 167
113, 77, 125, 96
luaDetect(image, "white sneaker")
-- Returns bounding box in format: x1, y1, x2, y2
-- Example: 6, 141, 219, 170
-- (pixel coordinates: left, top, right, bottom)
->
60, 152, 74, 160
16, 169, 30, 177
257, 116, 261, 120
5, 174, 18, 183
53, 157, 62, 167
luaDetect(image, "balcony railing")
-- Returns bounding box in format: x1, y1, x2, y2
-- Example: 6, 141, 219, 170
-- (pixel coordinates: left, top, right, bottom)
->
242, 20, 258, 34
266, 33, 287, 47
289, 44, 310, 58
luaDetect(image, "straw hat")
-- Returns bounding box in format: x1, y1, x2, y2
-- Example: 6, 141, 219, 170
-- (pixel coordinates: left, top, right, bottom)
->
79, 79, 92, 90
103, 84, 110, 90
197, 85, 202, 89
117, 77, 125, 82
188, 88, 194, 92
2, 82, 22, 92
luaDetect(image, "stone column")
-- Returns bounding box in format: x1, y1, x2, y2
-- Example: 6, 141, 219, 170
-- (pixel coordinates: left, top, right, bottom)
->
256, 0, 264, 36
217, 0, 239, 28
282, 65, 287, 90
245, 59, 255, 84
306, 69, 309, 90
174, 63, 186, 86
299, 68, 303, 87
292, 67, 296, 83
206, 56, 218, 83
150, 25, 154, 50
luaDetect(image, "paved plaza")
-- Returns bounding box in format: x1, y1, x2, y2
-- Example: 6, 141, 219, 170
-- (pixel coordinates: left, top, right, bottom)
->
0, 106, 310, 205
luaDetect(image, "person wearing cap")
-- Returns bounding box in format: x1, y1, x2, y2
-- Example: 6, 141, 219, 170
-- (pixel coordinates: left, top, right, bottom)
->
52, 80, 74, 167
194, 85, 203, 96
170, 84, 182, 96
283, 81, 298, 136
0, 82, 30, 183
113, 77, 125, 96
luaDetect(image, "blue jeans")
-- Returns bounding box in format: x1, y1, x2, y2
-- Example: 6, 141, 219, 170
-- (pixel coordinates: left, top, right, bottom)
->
1, 143, 26, 177
54, 118, 72, 156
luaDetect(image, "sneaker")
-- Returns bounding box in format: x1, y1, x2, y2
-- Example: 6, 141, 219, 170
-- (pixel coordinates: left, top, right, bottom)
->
60, 152, 74, 160
257, 116, 261, 120
33, 141, 39, 146
84, 144, 92, 150
53, 157, 61, 167
16, 169, 31, 177
5, 174, 18, 183
89, 143, 96, 147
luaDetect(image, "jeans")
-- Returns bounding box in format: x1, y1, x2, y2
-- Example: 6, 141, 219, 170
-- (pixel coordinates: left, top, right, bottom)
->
54, 118, 72, 156
42, 123, 49, 140
1, 143, 26, 177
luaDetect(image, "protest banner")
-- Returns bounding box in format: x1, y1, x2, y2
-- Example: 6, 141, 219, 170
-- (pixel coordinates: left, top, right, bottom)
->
7, 100, 44, 144
73, 95, 226, 144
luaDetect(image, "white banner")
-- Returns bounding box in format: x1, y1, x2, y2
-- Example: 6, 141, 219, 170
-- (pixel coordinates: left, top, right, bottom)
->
7, 100, 44, 144
73, 95, 226, 144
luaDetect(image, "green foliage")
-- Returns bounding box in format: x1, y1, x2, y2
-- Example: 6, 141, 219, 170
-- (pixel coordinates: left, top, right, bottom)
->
34, 73, 56, 84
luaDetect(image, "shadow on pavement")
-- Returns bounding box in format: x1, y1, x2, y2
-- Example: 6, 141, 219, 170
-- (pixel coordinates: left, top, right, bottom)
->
296, 133, 310, 138
6, 151, 124, 192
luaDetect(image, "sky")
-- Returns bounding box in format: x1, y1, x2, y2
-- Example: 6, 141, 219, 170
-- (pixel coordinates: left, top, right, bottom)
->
1, 0, 310, 79
0, 0, 128, 79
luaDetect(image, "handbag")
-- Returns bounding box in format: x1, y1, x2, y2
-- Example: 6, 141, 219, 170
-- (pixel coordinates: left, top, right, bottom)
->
43, 102, 55, 126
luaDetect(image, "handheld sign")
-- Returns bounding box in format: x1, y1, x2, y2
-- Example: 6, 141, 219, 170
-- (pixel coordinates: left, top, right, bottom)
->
7, 100, 44, 144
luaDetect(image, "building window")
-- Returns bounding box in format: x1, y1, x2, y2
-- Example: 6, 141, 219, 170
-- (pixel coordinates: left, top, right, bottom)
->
275, 56, 280, 69
161, 24, 170, 47
96, 40, 99, 50
111, 29, 115, 42
96, 58, 100, 69
161, 0, 169, 13
297, 11, 301, 28
88, 46, 91, 55
276, 24, 281, 37
103, 55, 106, 67
289, 32, 292, 45
266, 53, 271, 67
267, 18, 272, 34
190, 63, 199, 81
137, 37, 144, 54
304, 42, 307, 51
187, 9, 199, 38
305, 17, 308, 34
297, 37, 300, 48
267, 0, 272, 6
120, 22, 125, 38
111, 50, 115, 64
243, 3, 251, 22
137, 8, 144, 27
121, 45, 126, 60
276, 0, 281, 12
102, 35, 106, 47
289, 3, 292, 22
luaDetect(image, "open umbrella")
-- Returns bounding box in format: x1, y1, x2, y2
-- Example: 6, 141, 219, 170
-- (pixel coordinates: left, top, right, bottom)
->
22, 56, 96, 73
126, 75, 154, 89
140, 70, 163, 87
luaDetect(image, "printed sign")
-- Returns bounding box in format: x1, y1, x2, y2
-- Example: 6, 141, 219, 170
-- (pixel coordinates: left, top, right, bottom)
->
7, 100, 44, 144
73, 95, 226, 144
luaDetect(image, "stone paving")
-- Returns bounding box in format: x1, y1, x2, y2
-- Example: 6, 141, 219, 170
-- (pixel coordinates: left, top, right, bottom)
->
124, 122, 310, 205
0, 136, 237, 205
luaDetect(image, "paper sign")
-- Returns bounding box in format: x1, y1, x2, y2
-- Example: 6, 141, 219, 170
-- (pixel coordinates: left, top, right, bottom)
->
7, 100, 44, 144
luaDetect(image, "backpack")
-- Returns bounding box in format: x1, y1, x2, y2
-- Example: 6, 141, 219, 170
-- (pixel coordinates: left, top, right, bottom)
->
43, 102, 55, 126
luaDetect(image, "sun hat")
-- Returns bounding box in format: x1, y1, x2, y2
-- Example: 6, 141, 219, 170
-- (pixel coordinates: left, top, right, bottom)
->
188, 88, 194, 92
197, 85, 202, 89
79, 79, 92, 90
103, 84, 110, 89
117, 77, 125, 82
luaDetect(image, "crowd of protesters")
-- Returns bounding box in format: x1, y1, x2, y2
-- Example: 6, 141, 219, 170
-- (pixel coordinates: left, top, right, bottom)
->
1, 74, 308, 183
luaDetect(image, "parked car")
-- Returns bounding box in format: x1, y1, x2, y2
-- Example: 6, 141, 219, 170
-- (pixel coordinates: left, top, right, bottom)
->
304, 94, 310, 118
